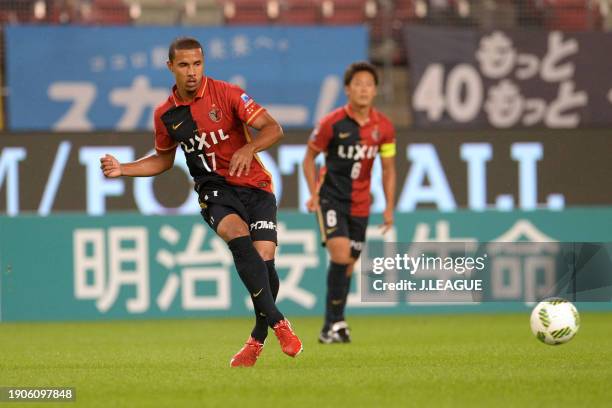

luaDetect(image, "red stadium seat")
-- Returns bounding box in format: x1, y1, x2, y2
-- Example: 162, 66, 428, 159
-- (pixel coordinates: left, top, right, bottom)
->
321, 0, 368, 25
90, 0, 130, 25
0, 9, 18, 24
543, 0, 601, 31
394, 0, 416, 21
0, 0, 38, 24
43, 0, 130, 25
276, 0, 320, 25
222, 0, 270, 25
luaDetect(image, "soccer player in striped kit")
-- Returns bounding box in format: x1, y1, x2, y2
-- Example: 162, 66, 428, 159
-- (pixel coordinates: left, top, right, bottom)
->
303, 61, 397, 343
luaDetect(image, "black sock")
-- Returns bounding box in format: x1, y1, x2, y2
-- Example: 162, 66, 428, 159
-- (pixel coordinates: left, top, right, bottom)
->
228, 237, 283, 329
340, 272, 353, 322
323, 261, 349, 331
251, 259, 279, 342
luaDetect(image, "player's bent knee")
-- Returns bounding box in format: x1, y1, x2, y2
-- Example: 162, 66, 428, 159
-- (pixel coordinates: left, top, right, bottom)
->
329, 254, 352, 265
253, 240, 276, 261
345, 260, 357, 277
257, 249, 276, 261
217, 215, 250, 242
327, 238, 351, 263
329, 253, 353, 265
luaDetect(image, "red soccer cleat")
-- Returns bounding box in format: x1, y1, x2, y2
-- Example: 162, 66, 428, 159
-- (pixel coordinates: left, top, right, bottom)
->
273, 319, 303, 357
230, 337, 264, 368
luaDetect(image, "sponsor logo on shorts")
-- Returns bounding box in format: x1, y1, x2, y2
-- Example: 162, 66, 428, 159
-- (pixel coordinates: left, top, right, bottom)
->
350, 240, 364, 251
203, 191, 219, 201
250, 220, 277, 231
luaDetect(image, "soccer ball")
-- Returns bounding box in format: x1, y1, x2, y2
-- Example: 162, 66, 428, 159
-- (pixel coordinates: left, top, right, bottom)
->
530, 298, 580, 345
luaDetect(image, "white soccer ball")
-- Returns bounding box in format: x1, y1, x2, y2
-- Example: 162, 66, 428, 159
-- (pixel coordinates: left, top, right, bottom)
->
530, 298, 580, 345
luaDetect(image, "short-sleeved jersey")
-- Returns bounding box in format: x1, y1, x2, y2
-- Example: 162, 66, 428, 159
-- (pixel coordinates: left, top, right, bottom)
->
308, 105, 396, 217
154, 76, 273, 193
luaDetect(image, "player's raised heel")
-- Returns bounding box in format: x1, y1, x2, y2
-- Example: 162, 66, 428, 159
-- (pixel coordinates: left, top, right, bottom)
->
230, 337, 264, 367
273, 319, 303, 357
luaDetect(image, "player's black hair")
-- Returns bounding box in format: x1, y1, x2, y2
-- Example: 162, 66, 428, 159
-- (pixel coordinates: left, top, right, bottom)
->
168, 37, 204, 61
343, 61, 378, 86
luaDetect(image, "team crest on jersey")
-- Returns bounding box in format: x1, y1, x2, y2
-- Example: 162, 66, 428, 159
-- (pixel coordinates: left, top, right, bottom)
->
209, 105, 222, 122
372, 126, 380, 142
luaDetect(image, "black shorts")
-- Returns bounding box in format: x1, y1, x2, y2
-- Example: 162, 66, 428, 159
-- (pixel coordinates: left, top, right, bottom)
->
196, 183, 277, 244
317, 197, 368, 260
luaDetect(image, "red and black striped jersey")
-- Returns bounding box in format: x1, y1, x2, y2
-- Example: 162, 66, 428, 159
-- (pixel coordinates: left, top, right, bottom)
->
309, 105, 396, 217
154, 76, 273, 193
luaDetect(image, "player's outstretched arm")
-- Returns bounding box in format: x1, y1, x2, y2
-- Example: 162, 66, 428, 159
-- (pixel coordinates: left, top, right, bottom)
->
100, 150, 175, 178
302, 146, 320, 212
380, 155, 396, 234
229, 111, 283, 177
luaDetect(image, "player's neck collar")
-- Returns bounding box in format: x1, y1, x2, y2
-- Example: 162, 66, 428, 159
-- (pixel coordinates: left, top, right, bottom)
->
344, 104, 379, 126
172, 76, 208, 106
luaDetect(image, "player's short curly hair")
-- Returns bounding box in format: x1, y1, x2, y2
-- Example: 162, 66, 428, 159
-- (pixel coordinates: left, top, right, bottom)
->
344, 61, 378, 86
169, 37, 204, 61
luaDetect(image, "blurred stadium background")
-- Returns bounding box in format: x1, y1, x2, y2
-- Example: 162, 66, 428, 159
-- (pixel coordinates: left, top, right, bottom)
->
0, 1, 611, 406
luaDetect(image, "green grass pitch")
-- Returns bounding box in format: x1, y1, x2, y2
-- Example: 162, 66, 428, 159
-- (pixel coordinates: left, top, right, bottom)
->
1, 313, 611, 407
